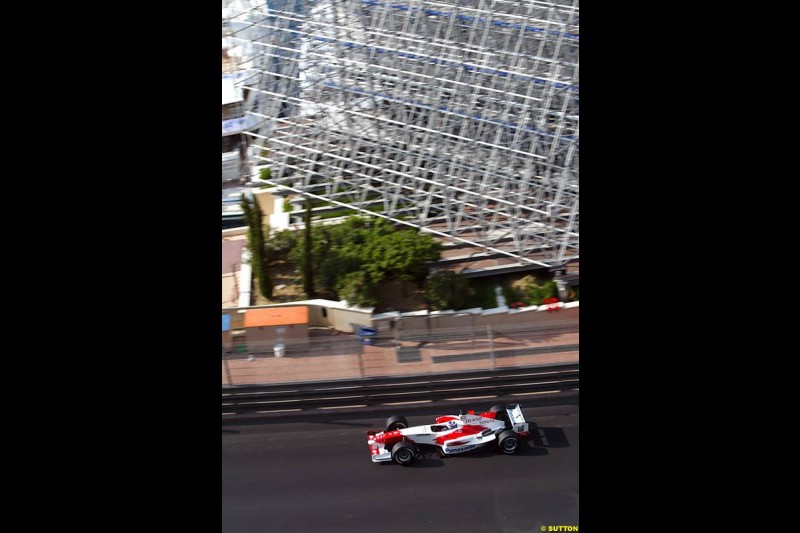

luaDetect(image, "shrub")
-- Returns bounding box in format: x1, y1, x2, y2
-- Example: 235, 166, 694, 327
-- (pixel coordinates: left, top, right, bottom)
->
426, 271, 470, 311
524, 277, 558, 306
265, 229, 298, 264
463, 278, 497, 309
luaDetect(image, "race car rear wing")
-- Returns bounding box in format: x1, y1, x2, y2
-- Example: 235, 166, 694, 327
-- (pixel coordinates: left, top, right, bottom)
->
507, 404, 529, 436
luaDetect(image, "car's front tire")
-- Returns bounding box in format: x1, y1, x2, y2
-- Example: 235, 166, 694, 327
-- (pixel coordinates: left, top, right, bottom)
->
391, 441, 416, 466
498, 430, 520, 455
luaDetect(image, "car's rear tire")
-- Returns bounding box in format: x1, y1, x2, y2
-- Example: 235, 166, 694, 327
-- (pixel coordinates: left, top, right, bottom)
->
490, 404, 511, 429
385, 415, 408, 431
498, 430, 520, 455
391, 441, 416, 466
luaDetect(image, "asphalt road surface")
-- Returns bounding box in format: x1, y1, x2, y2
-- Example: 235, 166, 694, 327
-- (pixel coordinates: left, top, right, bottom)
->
222, 403, 579, 532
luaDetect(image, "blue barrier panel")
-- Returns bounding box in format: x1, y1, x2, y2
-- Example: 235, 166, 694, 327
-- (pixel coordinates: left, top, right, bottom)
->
358, 326, 377, 345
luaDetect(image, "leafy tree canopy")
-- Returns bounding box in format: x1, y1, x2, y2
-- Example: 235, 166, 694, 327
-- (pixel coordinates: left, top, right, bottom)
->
426, 270, 471, 311
289, 216, 442, 306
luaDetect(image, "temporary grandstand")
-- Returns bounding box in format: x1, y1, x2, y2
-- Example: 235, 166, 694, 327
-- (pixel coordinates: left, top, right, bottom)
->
223, 0, 579, 272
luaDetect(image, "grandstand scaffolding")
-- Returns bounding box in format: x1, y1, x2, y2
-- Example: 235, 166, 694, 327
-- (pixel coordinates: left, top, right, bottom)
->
224, 0, 579, 269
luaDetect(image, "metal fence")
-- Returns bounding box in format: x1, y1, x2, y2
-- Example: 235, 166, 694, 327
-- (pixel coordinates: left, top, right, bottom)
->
222, 363, 580, 415
222, 322, 578, 386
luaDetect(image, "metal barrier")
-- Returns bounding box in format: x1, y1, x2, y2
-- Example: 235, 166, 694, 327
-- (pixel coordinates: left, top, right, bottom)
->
222, 362, 578, 415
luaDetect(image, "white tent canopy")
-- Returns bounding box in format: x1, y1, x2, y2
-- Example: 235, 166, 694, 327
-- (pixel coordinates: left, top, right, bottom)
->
222, 78, 243, 105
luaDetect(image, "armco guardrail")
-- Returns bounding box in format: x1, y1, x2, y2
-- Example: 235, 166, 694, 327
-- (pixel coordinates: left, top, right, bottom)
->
222, 362, 578, 415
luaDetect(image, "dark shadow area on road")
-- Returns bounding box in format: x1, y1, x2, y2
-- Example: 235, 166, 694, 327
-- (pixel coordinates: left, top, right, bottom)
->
443, 447, 498, 460
436, 440, 550, 460
520, 443, 550, 456
529, 424, 570, 448
377, 454, 445, 468
411, 458, 445, 468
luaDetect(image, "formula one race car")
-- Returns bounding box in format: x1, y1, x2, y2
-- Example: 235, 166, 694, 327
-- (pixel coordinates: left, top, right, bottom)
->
366, 404, 530, 466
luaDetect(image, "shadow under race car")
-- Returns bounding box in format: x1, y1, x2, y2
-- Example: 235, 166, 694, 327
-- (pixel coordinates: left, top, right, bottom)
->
366, 404, 530, 466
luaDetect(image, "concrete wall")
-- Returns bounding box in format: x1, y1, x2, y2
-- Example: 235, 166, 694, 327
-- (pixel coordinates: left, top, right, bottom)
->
224, 300, 374, 335
474, 306, 579, 328
306, 305, 329, 327
394, 315, 429, 332
224, 301, 578, 340
302, 305, 375, 331
274, 303, 373, 332
430, 313, 474, 329
253, 190, 275, 216
327, 307, 373, 333
381, 303, 579, 335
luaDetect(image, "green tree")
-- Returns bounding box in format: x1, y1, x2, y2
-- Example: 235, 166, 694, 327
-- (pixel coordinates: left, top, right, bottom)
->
336, 271, 378, 307
302, 197, 316, 298
426, 270, 471, 311
288, 215, 443, 306
240, 194, 273, 299
291, 216, 374, 297
264, 229, 297, 265
289, 224, 341, 297
361, 229, 442, 284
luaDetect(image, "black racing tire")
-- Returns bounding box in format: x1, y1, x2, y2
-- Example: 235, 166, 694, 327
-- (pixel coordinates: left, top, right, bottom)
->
385, 415, 408, 432
392, 441, 417, 466
490, 404, 512, 429
498, 430, 520, 455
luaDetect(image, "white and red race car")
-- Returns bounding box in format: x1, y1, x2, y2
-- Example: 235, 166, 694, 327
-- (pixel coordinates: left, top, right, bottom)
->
366, 404, 530, 466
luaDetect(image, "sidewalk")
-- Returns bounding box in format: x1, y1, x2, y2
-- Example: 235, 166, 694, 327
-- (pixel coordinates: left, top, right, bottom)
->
222, 324, 578, 386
